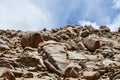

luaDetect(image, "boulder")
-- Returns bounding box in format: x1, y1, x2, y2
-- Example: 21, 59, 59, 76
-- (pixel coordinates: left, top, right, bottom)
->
83, 37, 100, 51
21, 32, 43, 48
42, 43, 68, 72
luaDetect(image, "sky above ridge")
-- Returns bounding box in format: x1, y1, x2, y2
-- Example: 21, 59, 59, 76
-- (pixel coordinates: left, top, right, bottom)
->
0, 0, 120, 31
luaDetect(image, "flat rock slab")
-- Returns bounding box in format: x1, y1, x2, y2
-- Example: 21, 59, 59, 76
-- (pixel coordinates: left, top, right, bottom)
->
67, 51, 87, 60
42, 43, 68, 71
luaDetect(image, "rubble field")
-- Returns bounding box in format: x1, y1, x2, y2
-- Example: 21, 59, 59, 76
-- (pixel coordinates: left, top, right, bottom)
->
0, 25, 120, 80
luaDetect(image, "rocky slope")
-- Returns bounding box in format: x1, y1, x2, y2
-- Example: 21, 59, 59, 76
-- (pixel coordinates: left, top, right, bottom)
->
0, 25, 120, 80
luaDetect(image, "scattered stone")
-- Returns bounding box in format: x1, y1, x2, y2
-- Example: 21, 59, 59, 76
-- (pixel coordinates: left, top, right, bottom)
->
0, 25, 119, 80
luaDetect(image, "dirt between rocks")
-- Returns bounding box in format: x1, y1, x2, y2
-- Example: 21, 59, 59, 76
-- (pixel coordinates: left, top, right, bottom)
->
0, 25, 120, 80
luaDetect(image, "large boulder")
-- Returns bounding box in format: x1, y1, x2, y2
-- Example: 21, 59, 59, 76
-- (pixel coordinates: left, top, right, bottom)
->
21, 32, 43, 48
83, 37, 100, 51
42, 41, 68, 74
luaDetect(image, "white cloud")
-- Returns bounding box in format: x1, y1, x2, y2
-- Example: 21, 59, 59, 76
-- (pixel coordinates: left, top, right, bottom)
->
78, 20, 99, 29
0, 0, 55, 31
108, 14, 120, 31
112, 0, 120, 9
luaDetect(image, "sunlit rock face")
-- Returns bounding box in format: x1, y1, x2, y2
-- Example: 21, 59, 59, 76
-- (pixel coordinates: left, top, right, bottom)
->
0, 25, 120, 80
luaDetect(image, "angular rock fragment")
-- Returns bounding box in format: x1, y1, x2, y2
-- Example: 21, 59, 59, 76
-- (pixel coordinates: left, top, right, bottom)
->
83, 37, 100, 51
84, 25, 96, 33
42, 43, 68, 73
23, 72, 34, 78
80, 29, 90, 38
43, 60, 62, 75
99, 25, 110, 32
66, 39, 78, 50
16, 52, 41, 67
64, 66, 80, 78
83, 71, 100, 80
21, 32, 43, 48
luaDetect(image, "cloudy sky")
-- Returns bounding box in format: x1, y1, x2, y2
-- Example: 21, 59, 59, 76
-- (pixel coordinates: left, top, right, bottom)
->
0, 0, 120, 31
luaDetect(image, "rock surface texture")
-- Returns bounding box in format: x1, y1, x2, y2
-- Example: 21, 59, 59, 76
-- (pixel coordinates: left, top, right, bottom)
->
0, 25, 119, 80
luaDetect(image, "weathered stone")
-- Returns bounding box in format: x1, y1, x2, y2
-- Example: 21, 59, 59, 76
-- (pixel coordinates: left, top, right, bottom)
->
42, 43, 68, 72
83, 71, 100, 80
21, 32, 43, 48
83, 37, 100, 51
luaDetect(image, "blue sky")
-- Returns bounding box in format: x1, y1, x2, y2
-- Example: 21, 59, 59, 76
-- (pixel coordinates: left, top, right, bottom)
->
0, 0, 120, 31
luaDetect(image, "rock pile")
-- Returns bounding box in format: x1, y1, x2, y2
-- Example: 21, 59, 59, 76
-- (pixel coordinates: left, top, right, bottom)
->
0, 25, 120, 80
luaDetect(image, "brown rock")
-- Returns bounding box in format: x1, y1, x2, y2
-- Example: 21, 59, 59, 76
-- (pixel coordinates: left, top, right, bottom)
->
21, 32, 43, 48
23, 72, 33, 78
118, 27, 120, 32
0, 67, 16, 80
12, 70, 23, 78
77, 42, 86, 50
66, 39, 78, 50
64, 66, 80, 78
99, 25, 110, 32
83, 37, 100, 51
16, 52, 41, 67
84, 25, 96, 33
44, 60, 62, 75
83, 71, 100, 80
109, 71, 120, 80
80, 29, 90, 38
